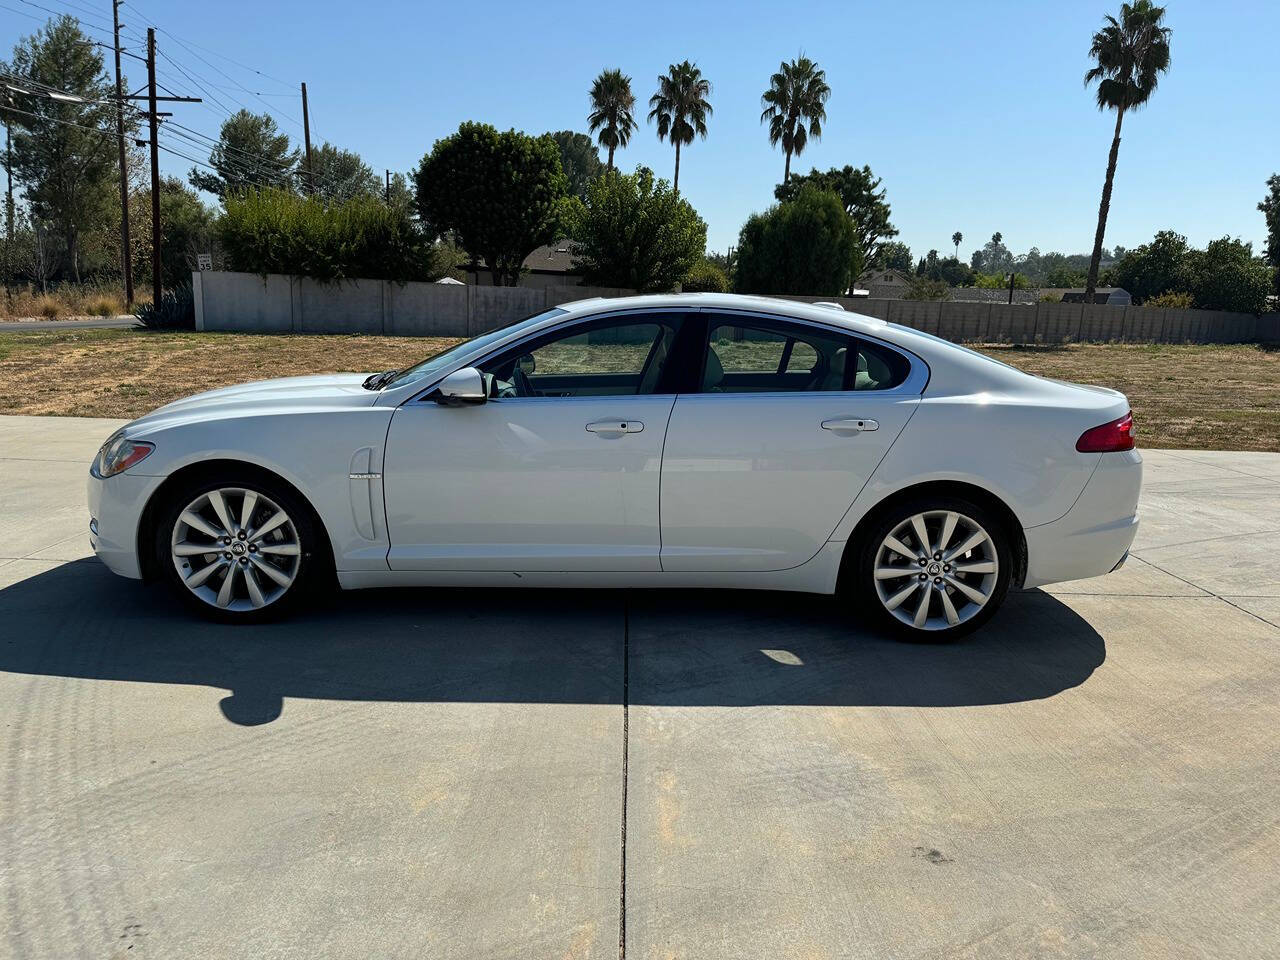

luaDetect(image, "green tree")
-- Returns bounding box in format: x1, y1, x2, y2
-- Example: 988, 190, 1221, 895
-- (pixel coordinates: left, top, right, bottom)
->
776, 165, 896, 285
128, 177, 215, 288
647, 61, 712, 196
587, 69, 637, 172
735, 186, 856, 296
549, 130, 603, 200
1184, 238, 1272, 314
565, 166, 706, 292
188, 109, 298, 200
1082, 1, 1172, 300
869, 240, 912, 272
682, 258, 729, 292
7, 16, 127, 281
904, 276, 951, 301
951, 231, 963, 258
759, 56, 830, 183
1260, 174, 1280, 294
414, 122, 567, 286
1110, 229, 1189, 302
307, 142, 380, 203
971, 232, 1013, 276
1045, 265, 1088, 288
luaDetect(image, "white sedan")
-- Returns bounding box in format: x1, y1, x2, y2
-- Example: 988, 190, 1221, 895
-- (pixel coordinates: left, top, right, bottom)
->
88, 294, 1141, 639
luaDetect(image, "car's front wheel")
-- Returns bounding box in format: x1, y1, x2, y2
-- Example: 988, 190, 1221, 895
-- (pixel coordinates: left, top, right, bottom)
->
854, 495, 1013, 641
155, 473, 323, 623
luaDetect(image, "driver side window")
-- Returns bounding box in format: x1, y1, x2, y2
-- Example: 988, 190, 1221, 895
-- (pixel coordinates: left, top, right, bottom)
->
479, 315, 680, 398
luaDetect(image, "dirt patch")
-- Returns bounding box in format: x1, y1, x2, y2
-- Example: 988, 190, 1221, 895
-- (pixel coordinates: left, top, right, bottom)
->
0, 330, 1275, 451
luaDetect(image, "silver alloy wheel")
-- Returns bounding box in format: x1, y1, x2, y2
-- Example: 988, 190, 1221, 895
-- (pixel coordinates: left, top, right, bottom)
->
170, 487, 302, 611
872, 510, 999, 631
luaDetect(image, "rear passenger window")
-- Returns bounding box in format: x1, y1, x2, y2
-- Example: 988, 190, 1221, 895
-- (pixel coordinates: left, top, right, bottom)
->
700, 316, 910, 393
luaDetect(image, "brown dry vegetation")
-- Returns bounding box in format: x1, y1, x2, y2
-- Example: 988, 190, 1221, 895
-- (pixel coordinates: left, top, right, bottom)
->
0, 284, 135, 320
0, 329, 1275, 451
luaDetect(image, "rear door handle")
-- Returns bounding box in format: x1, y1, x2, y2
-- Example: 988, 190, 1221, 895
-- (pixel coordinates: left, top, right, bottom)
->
585, 420, 643, 435
821, 418, 879, 433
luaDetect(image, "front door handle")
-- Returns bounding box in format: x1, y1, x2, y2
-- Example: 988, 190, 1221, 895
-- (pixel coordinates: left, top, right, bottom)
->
585, 420, 644, 435
821, 418, 879, 433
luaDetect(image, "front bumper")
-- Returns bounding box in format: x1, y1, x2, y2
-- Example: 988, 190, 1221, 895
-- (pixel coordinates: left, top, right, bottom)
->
1023, 449, 1142, 589
87, 470, 165, 580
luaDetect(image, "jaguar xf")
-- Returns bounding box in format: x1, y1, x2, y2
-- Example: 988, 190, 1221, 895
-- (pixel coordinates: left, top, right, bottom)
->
88, 293, 1141, 639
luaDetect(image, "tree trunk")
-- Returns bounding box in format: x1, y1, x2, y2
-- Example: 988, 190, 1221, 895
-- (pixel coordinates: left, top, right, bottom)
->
607, 143, 615, 171
68, 225, 81, 284
1085, 107, 1125, 302
673, 141, 681, 196
784, 149, 791, 183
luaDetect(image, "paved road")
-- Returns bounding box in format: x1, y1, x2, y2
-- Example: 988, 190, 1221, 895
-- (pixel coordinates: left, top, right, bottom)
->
0, 315, 140, 333
1, 414, 1278, 959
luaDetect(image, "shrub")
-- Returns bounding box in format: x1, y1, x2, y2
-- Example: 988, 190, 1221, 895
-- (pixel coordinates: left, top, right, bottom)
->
219, 188, 442, 283
87, 294, 123, 316
35, 296, 60, 318
734, 187, 856, 296
903, 276, 952, 301
683, 258, 728, 292
135, 284, 194, 329
1144, 290, 1193, 308
1039, 292, 1063, 303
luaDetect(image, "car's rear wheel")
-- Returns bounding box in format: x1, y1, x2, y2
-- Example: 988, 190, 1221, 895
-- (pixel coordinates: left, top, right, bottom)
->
155, 473, 322, 623
854, 495, 1012, 641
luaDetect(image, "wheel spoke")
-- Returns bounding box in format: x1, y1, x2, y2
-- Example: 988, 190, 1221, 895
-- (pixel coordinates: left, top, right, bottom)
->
174, 541, 217, 557
180, 509, 222, 540
875, 566, 914, 580
946, 575, 988, 606
244, 565, 267, 608
207, 490, 236, 536
912, 587, 931, 627
250, 556, 292, 588
952, 560, 997, 575
238, 490, 258, 531
939, 588, 961, 626
937, 512, 959, 555
249, 509, 289, 543
884, 581, 919, 611
910, 514, 932, 554
883, 535, 918, 562
944, 529, 988, 561
256, 541, 300, 556
216, 563, 239, 607
185, 559, 223, 588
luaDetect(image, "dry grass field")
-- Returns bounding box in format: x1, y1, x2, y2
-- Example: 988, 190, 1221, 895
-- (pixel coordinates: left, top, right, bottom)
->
0, 328, 1275, 451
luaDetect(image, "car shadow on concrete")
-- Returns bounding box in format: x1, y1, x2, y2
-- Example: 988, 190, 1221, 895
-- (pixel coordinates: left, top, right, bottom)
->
0, 560, 1105, 725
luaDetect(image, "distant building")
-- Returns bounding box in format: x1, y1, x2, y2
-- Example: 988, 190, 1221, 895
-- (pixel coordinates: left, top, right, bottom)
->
1057, 287, 1132, 305
856, 269, 913, 299
466, 242, 583, 289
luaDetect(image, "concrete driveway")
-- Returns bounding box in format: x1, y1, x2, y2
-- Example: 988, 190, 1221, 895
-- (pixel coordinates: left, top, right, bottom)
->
1, 414, 1277, 959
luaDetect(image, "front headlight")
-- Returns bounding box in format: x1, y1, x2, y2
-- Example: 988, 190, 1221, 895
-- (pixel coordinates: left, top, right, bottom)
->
92, 432, 155, 478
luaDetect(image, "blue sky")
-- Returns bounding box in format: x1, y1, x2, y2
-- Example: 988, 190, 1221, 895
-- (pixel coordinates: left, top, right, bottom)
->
2, 0, 1276, 261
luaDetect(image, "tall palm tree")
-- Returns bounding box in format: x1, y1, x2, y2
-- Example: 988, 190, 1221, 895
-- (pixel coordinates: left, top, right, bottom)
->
587, 69, 637, 171
647, 61, 712, 195
759, 56, 830, 183
952, 231, 963, 259
1083, 1, 1171, 299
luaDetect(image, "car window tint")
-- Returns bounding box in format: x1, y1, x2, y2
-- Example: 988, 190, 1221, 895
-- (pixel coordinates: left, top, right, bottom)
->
480, 316, 679, 398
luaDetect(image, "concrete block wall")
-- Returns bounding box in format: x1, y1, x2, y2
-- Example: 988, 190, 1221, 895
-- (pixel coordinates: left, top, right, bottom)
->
194, 271, 1279, 345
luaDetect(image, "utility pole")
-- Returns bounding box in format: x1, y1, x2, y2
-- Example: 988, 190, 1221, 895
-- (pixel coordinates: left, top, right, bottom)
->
4, 113, 12, 298
385, 169, 390, 204
113, 0, 133, 307
1007, 271, 1015, 305
146, 28, 161, 308
300, 82, 313, 195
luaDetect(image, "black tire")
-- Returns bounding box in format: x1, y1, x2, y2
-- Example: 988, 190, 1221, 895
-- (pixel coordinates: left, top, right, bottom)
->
850, 494, 1013, 642
153, 469, 329, 624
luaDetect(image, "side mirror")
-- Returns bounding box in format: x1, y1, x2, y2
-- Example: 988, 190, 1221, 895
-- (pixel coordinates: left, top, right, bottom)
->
432, 366, 486, 405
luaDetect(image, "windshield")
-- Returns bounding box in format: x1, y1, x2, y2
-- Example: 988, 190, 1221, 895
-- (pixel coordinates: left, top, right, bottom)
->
384, 308, 568, 389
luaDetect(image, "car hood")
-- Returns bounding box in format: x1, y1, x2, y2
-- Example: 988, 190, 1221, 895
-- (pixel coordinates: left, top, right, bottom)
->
123, 373, 380, 435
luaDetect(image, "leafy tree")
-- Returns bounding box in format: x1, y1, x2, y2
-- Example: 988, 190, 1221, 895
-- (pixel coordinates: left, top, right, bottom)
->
951, 231, 963, 259
1260, 174, 1280, 294
549, 130, 603, 200
705, 248, 737, 285
970, 232, 1013, 276
648, 61, 712, 195
565, 166, 706, 292
735, 186, 856, 296
759, 56, 830, 183
414, 122, 567, 286
1110, 229, 1189, 302
1082, 1, 1172, 300
869, 240, 912, 272
587, 69, 637, 171
189, 110, 298, 200
385, 171, 414, 212
1045, 265, 1088, 288
775, 164, 896, 285
1184, 238, 1272, 314
904, 276, 951, 301
975, 271, 1029, 289
126, 177, 215, 288
683, 258, 729, 292
6, 16, 127, 281
307, 142, 380, 203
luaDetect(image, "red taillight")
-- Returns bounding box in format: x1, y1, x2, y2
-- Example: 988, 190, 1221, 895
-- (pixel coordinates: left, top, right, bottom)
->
1076, 411, 1135, 453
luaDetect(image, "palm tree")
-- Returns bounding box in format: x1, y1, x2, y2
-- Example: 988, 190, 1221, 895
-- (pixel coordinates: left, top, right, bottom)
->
1083, 1, 1171, 299
759, 56, 830, 183
647, 61, 712, 195
952, 231, 963, 259
587, 69, 637, 171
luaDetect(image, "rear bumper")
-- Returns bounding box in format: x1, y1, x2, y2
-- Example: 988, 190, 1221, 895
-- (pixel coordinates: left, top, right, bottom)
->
1023, 449, 1142, 588
87, 470, 163, 580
